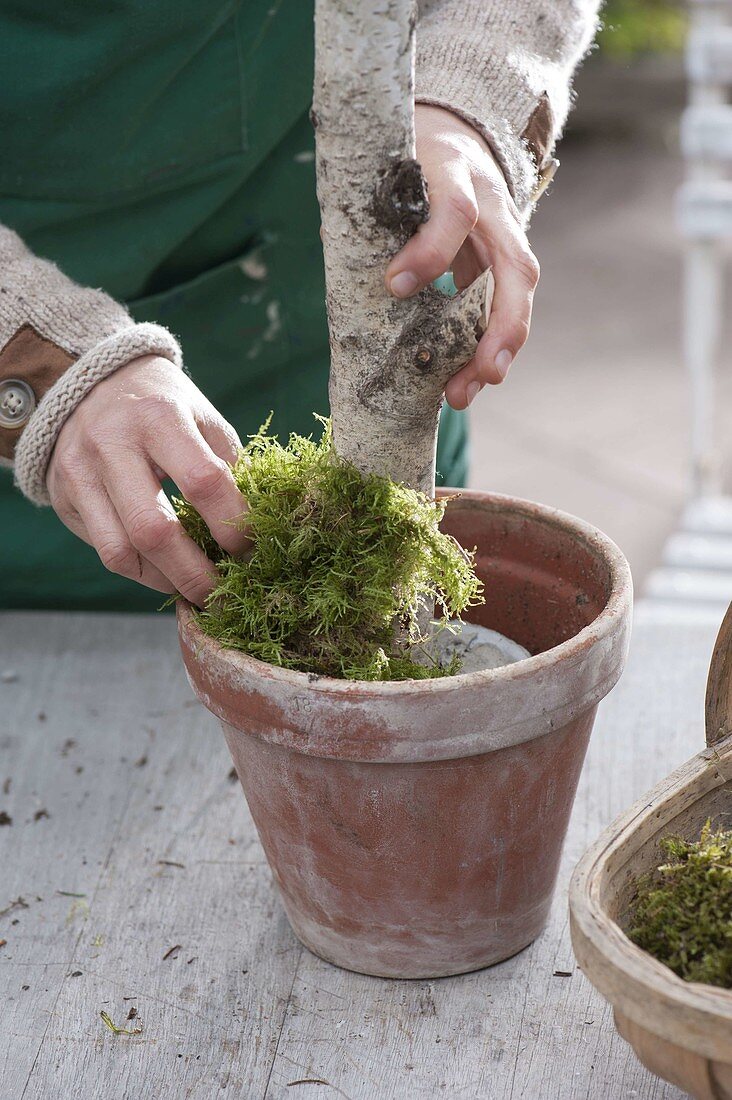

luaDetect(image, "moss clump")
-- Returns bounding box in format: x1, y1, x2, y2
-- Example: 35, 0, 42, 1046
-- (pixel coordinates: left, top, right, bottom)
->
173, 417, 483, 681
628, 821, 732, 988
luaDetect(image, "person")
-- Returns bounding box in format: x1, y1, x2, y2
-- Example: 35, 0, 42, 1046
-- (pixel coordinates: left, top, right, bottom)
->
0, 0, 599, 612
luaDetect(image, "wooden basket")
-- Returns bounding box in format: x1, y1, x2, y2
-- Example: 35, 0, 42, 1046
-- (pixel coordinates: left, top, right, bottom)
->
570, 605, 732, 1100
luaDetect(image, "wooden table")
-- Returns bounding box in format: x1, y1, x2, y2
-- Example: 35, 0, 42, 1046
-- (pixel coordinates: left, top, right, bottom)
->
0, 605, 719, 1099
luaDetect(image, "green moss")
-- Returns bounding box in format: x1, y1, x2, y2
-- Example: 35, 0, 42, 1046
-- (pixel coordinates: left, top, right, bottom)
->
173, 416, 483, 681
628, 821, 732, 988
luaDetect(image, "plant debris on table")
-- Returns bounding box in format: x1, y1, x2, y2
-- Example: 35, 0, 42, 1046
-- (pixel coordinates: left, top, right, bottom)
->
174, 417, 483, 681
100, 1009, 142, 1037
628, 821, 732, 988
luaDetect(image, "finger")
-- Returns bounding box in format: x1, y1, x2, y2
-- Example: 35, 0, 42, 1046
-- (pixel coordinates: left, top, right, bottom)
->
48, 453, 176, 592
71, 489, 174, 594
469, 201, 539, 382
451, 246, 482, 293
444, 357, 478, 411
105, 458, 218, 608
196, 410, 242, 468
149, 418, 249, 557
444, 249, 535, 408
386, 168, 478, 298
472, 243, 538, 384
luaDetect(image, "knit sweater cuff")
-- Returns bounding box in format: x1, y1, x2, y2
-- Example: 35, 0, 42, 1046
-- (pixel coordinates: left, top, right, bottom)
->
0, 225, 183, 504
13, 323, 182, 505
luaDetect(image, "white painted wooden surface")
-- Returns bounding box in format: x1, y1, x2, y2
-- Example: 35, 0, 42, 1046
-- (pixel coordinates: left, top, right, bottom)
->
0, 605, 719, 1099
679, 1, 732, 499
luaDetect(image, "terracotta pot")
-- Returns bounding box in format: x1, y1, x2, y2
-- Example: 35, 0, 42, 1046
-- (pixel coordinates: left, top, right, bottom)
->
178, 490, 632, 978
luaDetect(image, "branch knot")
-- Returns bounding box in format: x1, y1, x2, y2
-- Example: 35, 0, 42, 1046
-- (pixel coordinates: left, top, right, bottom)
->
373, 158, 429, 238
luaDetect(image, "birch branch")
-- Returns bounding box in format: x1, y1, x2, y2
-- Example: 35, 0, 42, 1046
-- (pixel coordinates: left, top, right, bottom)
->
313, 0, 492, 496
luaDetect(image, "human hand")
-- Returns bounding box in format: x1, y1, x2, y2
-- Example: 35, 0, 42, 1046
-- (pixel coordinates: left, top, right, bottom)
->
47, 355, 248, 606
386, 104, 540, 410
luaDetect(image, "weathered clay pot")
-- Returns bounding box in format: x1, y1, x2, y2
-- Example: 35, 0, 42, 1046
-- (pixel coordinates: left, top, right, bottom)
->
178, 490, 632, 978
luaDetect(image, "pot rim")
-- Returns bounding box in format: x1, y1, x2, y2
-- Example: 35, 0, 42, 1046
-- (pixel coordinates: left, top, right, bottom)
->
178, 489, 632, 696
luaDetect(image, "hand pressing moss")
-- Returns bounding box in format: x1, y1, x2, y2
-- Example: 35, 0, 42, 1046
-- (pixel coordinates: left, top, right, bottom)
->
173, 417, 483, 681
628, 821, 732, 989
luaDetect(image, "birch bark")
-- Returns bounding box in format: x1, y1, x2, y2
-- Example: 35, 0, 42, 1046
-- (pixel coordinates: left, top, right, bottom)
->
313, 0, 493, 496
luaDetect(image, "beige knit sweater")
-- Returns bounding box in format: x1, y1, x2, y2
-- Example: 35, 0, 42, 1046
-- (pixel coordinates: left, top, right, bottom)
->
1, 0, 599, 505
417, 0, 600, 211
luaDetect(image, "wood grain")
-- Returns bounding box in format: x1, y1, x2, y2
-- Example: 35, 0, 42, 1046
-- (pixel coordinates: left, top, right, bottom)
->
0, 604, 718, 1098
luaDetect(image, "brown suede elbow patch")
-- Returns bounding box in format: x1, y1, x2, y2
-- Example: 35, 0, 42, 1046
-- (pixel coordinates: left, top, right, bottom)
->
522, 92, 554, 170
0, 325, 75, 460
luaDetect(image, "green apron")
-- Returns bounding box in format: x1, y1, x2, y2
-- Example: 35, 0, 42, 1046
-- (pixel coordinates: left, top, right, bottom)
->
0, 0, 468, 611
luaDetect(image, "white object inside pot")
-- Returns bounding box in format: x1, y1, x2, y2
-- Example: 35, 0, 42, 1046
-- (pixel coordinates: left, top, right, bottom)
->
425, 619, 530, 674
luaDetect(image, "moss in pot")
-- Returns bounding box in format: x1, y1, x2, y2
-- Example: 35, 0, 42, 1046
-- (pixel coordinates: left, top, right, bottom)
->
174, 417, 493, 682
628, 821, 732, 990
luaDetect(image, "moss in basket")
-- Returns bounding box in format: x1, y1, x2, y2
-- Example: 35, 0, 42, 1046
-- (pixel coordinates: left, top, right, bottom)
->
173, 416, 484, 681
628, 821, 732, 989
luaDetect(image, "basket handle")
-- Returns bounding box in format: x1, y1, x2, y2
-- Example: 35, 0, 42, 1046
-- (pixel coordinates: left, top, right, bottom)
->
705, 601, 732, 746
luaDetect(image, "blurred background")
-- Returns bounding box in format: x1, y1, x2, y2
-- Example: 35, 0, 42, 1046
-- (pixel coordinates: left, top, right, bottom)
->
468, 0, 732, 602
